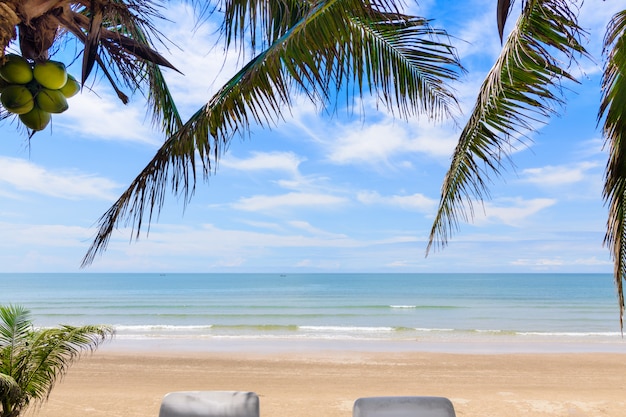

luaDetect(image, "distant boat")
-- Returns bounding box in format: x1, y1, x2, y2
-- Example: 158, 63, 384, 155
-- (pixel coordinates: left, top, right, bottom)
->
279, 274, 287, 277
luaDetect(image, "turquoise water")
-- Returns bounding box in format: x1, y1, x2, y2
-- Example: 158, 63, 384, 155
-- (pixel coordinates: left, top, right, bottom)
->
0, 273, 623, 352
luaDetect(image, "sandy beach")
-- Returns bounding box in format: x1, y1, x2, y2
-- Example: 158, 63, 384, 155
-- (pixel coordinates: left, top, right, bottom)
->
39, 348, 626, 417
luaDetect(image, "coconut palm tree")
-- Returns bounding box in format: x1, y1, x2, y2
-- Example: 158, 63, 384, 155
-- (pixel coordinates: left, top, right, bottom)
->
424, 0, 626, 327
5, 1, 620, 323
79, 0, 626, 327
597, 9, 626, 328
0, 304, 114, 417
0, 0, 183, 137
427, 1, 589, 258
78, 0, 465, 263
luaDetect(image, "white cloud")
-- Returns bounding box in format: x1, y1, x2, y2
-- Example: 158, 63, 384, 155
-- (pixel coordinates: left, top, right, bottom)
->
54, 90, 161, 145
357, 190, 437, 212
287, 220, 347, 238
92, 223, 371, 270
221, 151, 304, 175
231, 192, 348, 211
473, 197, 557, 226
511, 256, 612, 268
454, 8, 502, 62
574, 256, 613, 266
406, 121, 460, 158
326, 120, 407, 165
116, 223, 417, 257
159, 4, 245, 115
324, 115, 458, 168
295, 259, 313, 267
578, 0, 625, 58
237, 219, 285, 231
521, 162, 600, 186
0, 156, 119, 200
511, 258, 565, 267
575, 137, 606, 159
0, 222, 92, 247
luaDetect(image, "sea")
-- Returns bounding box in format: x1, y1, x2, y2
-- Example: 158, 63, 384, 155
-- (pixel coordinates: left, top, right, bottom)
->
1, 272, 625, 354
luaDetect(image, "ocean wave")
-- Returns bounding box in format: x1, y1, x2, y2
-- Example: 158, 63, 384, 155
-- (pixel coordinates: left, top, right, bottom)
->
211, 324, 299, 331
389, 305, 460, 310
516, 331, 622, 337
413, 327, 455, 332
99, 323, 626, 347
300, 325, 395, 333
114, 324, 214, 331
109, 324, 623, 337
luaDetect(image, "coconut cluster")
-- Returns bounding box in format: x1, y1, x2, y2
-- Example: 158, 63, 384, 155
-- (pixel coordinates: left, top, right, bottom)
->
0, 54, 80, 131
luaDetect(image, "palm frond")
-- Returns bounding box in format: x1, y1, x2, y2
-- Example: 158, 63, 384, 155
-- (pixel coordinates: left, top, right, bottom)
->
497, 0, 515, 42
599, 9, 626, 331
426, 0, 587, 255
349, 14, 463, 120
82, 0, 463, 265
17, 324, 114, 405
56, 0, 183, 134
0, 305, 32, 380
0, 305, 113, 417
219, 0, 308, 52
82, 0, 105, 84
0, 305, 31, 345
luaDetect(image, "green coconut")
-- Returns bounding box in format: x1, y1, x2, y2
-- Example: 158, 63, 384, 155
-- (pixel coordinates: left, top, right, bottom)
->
36, 88, 69, 113
1, 85, 34, 114
19, 106, 51, 131
59, 74, 80, 98
33, 60, 67, 89
0, 54, 33, 84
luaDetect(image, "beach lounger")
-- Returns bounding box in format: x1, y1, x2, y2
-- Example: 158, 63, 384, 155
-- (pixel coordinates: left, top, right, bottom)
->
159, 391, 259, 417
353, 396, 456, 417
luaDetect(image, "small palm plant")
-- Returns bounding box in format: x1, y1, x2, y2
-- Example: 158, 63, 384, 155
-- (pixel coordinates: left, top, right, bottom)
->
0, 304, 114, 417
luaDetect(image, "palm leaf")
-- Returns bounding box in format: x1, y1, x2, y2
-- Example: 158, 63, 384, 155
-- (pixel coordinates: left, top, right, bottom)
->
0, 305, 31, 417
497, 0, 514, 42
56, 1, 182, 135
17, 324, 113, 406
81, 0, 104, 84
426, 0, 587, 255
220, 0, 307, 52
0, 305, 32, 379
0, 305, 113, 417
599, 9, 626, 331
81, 0, 463, 265
0, 305, 31, 345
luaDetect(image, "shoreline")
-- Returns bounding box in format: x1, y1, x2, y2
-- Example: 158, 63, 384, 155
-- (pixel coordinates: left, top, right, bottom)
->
41, 348, 626, 417
102, 333, 626, 355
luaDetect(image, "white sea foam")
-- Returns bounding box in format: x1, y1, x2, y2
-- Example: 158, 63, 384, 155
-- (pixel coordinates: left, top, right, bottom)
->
516, 331, 622, 337
413, 327, 455, 332
114, 324, 214, 331
300, 325, 395, 333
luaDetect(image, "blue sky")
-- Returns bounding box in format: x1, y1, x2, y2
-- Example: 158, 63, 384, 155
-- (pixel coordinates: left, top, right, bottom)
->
0, 0, 622, 273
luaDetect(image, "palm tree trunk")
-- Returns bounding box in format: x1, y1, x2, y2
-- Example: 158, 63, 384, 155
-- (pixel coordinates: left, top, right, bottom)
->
0, 1, 20, 60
